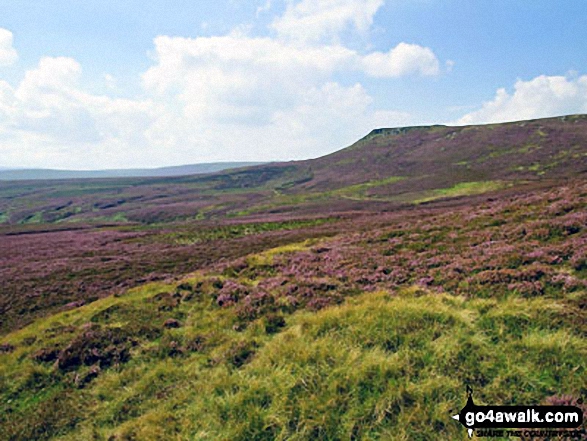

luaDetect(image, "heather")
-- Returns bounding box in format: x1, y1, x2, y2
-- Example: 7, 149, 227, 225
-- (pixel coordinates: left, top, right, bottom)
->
0, 218, 342, 334
1, 176, 586, 440
1, 115, 587, 440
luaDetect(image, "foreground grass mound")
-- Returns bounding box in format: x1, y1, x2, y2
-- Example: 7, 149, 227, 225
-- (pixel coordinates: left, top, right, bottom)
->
1, 283, 584, 440
179, 291, 584, 440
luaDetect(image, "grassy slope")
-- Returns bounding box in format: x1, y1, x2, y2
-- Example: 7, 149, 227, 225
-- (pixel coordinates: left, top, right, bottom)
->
1, 179, 586, 440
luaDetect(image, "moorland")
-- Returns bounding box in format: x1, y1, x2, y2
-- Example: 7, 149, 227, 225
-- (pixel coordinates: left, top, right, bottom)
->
0, 114, 586, 440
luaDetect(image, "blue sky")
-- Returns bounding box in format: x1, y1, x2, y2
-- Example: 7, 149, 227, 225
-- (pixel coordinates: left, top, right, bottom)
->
1, 0, 586, 169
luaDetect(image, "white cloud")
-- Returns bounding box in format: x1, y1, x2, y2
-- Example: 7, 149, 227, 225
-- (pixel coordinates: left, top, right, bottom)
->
0, 5, 445, 169
15, 57, 81, 102
142, 34, 355, 124
143, 34, 439, 108
138, 33, 441, 163
362, 43, 440, 77
0, 29, 18, 66
139, 33, 419, 163
271, 0, 384, 44
0, 56, 159, 167
458, 74, 587, 125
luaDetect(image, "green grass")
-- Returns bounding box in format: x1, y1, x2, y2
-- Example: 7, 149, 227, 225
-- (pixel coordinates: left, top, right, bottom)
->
518, 143, 542, 154
474, 143, 542, 164
232, 194, 328, 216
331, 176, 405, 200
82, 213, 130, 223
19, 211, 44, 224
1, 282, 584, 440
414, 181, 509, 204
244, 239, 318, 267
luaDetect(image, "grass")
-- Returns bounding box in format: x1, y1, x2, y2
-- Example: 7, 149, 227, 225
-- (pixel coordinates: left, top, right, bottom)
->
244, 239, 318, 268
1, 275, 584, 440
232, 194, 327, 216
331, 176, 405, 200
413, 181, 509, 204
19, 211, 44, 224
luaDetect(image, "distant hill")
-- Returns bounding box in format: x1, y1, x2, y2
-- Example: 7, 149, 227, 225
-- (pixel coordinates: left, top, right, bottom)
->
186, 114, 587, 198
0, 162, 264, 181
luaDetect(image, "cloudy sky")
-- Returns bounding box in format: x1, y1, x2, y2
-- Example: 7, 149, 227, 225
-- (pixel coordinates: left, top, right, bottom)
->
1, 0, 586, 169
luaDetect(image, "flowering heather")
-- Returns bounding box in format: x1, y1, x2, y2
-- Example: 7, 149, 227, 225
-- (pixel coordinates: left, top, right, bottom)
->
1, 114, 587, 439
0, 177, 586, 440
0, 219, 343, 334
174, 179, 587, 323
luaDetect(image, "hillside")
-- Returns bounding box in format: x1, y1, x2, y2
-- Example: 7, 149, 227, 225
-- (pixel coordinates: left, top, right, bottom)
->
2, 114, 587, 226
2, 114, 587, 331
184, 114, 587, 206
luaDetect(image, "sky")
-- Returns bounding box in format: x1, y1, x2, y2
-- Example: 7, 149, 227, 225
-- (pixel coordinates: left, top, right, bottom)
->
1, 0, 587, 169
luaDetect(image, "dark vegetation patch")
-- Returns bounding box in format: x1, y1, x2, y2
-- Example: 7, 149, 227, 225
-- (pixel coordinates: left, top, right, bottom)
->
0, 343, 15, 353
221, 340, 259, 368
55, 325, 136, 372
158, 217, 335, 245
